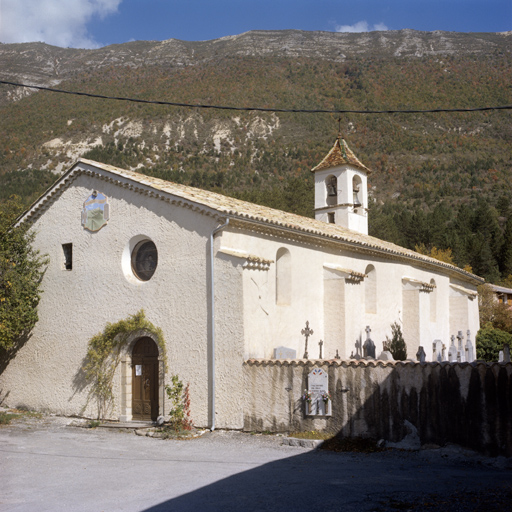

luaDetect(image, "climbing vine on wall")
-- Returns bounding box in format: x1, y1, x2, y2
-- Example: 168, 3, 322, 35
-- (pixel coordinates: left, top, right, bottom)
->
83, 309, 167, 419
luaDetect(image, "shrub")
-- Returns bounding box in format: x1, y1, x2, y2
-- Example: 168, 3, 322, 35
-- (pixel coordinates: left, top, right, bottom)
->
476, 323, 512, 362
384, 322, 407, 361
165, 375, 192, 433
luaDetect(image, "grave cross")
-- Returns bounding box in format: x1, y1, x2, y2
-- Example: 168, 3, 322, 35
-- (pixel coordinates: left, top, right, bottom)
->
457, 330, 465, 362
319, 340, 323, 359
465, 330, 474, 362
363, 325, 376, 358
301, 321, 314, 359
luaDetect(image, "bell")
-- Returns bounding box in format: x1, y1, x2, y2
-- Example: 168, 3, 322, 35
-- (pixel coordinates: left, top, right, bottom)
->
327, 177, 337, 197
353, 187, 362, 208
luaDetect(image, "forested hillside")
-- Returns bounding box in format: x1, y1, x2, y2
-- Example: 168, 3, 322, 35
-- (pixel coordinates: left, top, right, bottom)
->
0, 30, 511, 282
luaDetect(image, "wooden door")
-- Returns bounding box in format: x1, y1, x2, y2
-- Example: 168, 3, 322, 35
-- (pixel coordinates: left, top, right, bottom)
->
132, 337, 159, 421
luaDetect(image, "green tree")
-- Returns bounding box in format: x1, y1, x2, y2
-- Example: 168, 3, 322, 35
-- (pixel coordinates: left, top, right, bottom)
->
476, 323, 512, 362
0, 196, 47, 351
500, 217, 512, 277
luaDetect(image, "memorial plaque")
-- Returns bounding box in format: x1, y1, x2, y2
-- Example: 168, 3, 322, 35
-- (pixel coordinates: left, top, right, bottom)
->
309, 368, 328, 394
306, 368, 331, 416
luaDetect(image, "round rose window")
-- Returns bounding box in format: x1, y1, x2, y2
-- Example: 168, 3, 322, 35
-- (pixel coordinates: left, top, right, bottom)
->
131, 240, 158, 281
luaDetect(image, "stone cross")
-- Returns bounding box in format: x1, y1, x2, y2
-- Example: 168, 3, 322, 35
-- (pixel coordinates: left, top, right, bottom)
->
465, 330, 474, 362
319, 339, 323, 359
301, 321, 313, 359
448, 335, 457, 362
335, 349, 340, 360
363, 325, 376, 359
457, 331, 465, 362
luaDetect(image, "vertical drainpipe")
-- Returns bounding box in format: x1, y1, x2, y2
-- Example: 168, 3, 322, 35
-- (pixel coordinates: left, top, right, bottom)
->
209, 218, 230, 431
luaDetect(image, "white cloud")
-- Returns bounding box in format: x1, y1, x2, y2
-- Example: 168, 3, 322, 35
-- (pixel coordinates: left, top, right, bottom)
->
335, 21, 389, 33
0, 0, 122, 48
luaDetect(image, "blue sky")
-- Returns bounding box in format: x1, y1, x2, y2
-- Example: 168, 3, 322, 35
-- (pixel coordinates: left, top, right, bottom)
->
1, 0, 511, 49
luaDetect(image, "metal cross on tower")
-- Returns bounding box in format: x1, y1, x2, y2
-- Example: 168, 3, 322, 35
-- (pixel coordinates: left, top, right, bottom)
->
301, 321, 313, 359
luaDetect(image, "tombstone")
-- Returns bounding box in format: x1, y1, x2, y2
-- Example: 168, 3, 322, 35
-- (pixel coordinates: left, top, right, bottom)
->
378, 350, 394, 361
503, 344, 511, 363
499, 351, 504, 363
433, 340, 444, 362
416, 346, 426, 363
363, 326, 376, 359
465, 330, 474, 362
448, 335, 457, 362
273, 346, 297, 359
457, 331, 465, 362
305, 368, 331, 416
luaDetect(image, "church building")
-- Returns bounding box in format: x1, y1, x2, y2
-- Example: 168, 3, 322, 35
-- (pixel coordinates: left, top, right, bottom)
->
0, 138, 482, 428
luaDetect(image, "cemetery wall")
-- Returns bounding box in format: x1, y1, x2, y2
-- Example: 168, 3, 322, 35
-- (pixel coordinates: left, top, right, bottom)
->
243, 360, 512, 456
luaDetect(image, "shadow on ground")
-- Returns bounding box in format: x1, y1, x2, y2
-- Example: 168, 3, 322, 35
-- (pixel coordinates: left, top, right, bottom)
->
141, 445, 511, 512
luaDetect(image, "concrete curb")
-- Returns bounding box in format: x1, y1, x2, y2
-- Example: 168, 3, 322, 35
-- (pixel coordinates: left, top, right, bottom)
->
281, 437, 324, 448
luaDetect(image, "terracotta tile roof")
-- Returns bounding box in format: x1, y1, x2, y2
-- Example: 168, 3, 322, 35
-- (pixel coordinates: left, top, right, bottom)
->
22, 157, 482, 286
244, 359, 508, 368
312, 137, 371, 174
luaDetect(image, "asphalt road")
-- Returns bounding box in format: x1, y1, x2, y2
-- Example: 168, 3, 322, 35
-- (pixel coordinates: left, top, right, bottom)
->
0, 414, 511, 512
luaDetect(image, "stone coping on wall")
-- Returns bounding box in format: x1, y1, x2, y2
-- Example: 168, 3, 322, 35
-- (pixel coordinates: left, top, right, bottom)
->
244, 358, 512, 368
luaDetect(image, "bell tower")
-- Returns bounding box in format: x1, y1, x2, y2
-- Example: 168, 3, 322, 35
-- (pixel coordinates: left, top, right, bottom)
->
311, 137, 371, 235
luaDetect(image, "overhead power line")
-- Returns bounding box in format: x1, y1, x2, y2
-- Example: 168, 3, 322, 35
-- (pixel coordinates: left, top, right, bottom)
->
1, 80, 512, 115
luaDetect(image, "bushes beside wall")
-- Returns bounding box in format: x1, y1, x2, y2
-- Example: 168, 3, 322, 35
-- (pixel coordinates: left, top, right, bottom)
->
243, 360, 512, 456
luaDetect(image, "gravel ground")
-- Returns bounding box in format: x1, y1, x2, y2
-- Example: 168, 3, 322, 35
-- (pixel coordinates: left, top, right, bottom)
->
1, 410, 511, 512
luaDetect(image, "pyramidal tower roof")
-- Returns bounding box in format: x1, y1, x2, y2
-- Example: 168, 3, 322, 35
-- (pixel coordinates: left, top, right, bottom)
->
312, 137, 371, 174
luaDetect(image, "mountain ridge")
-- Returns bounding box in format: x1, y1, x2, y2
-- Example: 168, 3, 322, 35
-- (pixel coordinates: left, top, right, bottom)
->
1, 29, 510, 105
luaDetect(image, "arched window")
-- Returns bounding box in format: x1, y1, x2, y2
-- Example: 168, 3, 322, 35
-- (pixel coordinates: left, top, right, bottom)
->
430, 279, 437, 322
365, 264, 377, 314
326, 175, 338, 206
276, 248, 291, 305
352, 175, 363, 209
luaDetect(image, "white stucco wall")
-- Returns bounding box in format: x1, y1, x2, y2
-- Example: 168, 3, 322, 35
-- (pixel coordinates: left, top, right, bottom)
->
0, 170, 246, 428
219, 228, 479, 363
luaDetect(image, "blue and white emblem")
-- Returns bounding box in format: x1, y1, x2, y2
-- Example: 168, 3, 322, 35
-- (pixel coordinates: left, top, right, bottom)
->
81, 191, 109, 232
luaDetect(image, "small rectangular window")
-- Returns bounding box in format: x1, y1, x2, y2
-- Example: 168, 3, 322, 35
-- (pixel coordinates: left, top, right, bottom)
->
328, 212, 335, 224
62, 243, 73, 270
